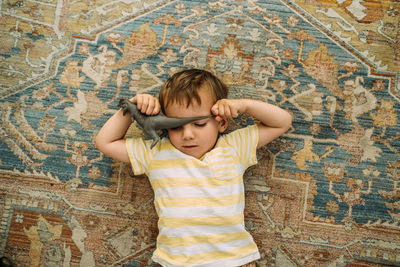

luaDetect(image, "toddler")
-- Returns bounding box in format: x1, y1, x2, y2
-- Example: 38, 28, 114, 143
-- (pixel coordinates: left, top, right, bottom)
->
95, 69, 292, 267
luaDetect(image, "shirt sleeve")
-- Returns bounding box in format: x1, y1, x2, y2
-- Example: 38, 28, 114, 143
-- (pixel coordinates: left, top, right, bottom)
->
125, 137, 152, 175
223, 124, 259, 168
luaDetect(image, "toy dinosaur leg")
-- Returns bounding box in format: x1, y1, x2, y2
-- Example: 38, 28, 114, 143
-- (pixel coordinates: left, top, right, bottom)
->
147, 129, 160, 149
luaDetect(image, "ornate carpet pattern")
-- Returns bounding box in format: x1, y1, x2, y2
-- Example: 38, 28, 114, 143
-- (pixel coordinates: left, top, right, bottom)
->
1, 0, 399, 266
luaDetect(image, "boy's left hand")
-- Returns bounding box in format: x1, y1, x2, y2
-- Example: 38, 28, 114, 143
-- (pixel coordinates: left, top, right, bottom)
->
211, 99, 246, 122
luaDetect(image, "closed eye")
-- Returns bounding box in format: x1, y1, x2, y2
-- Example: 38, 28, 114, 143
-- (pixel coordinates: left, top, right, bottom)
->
169, 119, 209, 130
195, 122, 207, 127
169, 126, 181, 131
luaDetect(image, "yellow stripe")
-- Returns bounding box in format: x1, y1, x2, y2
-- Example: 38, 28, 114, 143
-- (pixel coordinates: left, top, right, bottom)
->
211, 165, 236, 173
156, 193, 244, 208
151, 149, 235, 170
151, 159, 237, 172
234, 131, 241, 154
126, 138, 154, 173
159, 141, 175, 150
126, 139, 145, 174
158, 232, 251, 247
151, 177, 241, 190
213, 171, 240, 180
151, 158, 207, 170
155, 243, 258, 265
158, 213, 244, 228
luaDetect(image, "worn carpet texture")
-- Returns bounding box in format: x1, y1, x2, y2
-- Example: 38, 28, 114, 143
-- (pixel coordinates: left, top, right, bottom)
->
0, 0, 399, 266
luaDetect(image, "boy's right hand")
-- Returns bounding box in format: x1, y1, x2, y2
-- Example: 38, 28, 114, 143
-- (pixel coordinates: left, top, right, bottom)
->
129, 94, 160, 116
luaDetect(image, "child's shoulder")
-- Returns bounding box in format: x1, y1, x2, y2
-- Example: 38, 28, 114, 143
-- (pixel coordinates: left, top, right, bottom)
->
219, 124, 258, 144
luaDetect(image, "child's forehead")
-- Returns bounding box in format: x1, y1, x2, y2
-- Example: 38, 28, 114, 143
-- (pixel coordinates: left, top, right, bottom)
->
167, 85, 215, 106
165, 88, 215, 115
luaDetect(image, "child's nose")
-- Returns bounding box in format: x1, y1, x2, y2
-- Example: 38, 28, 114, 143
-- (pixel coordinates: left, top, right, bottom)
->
182, 125, 195, 140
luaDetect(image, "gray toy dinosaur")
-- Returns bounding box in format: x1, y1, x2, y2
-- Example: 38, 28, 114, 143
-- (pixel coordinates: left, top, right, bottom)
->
118, 98, 212, 148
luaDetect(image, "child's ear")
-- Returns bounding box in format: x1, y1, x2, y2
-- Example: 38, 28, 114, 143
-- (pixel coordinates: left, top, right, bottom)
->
217, 117, 229, 133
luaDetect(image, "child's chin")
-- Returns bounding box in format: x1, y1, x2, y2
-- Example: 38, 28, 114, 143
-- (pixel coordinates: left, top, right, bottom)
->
185, 152, 201, 159
182, 149, 203, 159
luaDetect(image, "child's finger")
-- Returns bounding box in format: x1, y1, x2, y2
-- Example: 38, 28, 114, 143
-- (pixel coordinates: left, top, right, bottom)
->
139, 96, 149, 113
228, 100, 241, 118
211, 103, 219, 115
153, 100, 161, 115
145, 97, 161, 115
144, 99, 156, 115
224, 104, 232, 118
129, 96, 137, 104
231, 106, 239, 118
217, 103, 225, 118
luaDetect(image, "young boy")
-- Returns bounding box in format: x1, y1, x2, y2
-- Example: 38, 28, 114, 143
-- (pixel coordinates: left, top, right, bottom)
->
95, 69, 292, 267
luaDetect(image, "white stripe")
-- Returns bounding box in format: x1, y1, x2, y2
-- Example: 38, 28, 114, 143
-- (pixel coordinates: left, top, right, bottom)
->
158, 203, 244, 218
154, 183, 243, 198
159, 238, 254, 256
214, 174, 239, 180
154, 148, 189, 160
159, 224, 245, 237
149, 168, 211, 180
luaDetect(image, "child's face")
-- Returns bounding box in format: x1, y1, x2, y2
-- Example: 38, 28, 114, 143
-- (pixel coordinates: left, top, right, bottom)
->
165, 88, 227, 159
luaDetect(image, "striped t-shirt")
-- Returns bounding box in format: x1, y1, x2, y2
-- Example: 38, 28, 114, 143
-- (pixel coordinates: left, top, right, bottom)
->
126, 125, 260, 267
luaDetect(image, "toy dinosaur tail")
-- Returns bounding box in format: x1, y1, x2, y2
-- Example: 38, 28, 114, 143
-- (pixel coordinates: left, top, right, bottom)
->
154, 115, 213, 130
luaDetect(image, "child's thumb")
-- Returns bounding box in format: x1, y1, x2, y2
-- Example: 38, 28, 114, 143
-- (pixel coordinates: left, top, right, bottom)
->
211, 104, 219, 114
214, 115, 223, 122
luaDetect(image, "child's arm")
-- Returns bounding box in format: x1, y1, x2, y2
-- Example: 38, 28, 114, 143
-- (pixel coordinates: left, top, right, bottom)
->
94, 94, 160, 162
211, 99, 292, 148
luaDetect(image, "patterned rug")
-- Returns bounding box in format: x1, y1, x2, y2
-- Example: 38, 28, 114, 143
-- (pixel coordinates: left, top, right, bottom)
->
1, 0, 399, 266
